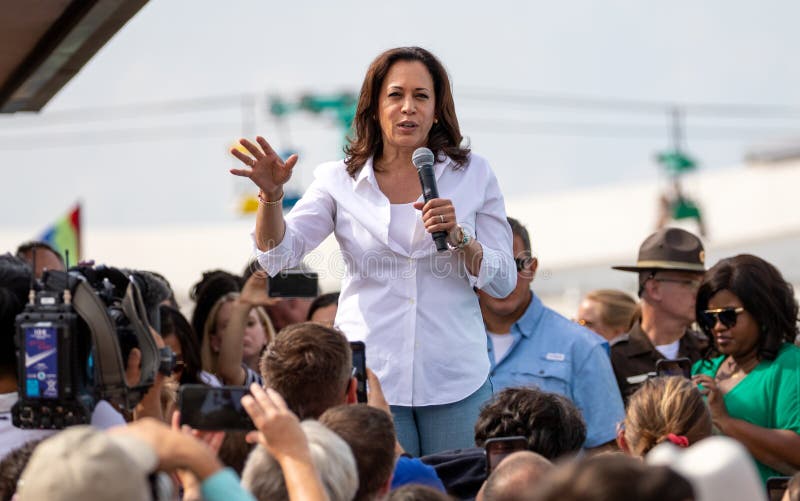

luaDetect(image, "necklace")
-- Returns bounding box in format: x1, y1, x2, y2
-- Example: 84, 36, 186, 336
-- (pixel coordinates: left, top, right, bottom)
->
718, 356, 758, 382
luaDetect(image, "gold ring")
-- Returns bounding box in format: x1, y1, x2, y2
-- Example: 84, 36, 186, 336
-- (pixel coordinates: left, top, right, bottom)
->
439, 215, 445, 224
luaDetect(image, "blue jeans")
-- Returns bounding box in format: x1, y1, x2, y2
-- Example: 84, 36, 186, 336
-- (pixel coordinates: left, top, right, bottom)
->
390, 378, 493, 457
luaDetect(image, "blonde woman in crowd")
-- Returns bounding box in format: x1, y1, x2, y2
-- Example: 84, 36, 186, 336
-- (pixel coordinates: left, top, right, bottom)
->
617, 376, 712, 457
576, 289, 639, 346
201, 272, 276, 385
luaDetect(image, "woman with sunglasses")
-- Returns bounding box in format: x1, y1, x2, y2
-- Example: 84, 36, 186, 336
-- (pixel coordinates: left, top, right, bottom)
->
692, 254, 800, 483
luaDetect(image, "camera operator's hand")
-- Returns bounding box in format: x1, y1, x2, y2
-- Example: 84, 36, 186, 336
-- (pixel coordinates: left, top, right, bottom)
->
230, 136, 297, 198
170, 410, 226, 455
110, 417, 223, 480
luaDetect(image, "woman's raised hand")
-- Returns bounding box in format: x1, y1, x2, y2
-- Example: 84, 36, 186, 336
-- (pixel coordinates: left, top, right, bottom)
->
230, 136, 298, 196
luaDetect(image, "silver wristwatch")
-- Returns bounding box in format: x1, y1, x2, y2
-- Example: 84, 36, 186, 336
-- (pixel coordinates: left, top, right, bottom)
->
449, 224, 473, 249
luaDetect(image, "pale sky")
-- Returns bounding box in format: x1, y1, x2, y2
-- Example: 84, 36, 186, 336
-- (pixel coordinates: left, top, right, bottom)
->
2, 0, 800, 234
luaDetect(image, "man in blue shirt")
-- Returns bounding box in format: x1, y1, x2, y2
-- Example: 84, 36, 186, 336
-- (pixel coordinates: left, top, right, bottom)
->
477, 217, 625, 449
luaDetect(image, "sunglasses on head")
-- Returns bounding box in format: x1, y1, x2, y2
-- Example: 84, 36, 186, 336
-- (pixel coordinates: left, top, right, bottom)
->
699, 307, 744, 330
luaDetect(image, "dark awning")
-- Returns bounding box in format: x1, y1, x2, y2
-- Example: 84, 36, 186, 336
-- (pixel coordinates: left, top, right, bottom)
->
0, 0, 148, 113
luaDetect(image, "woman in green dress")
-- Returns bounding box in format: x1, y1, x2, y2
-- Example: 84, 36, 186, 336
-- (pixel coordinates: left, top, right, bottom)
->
692, 254, 800, 483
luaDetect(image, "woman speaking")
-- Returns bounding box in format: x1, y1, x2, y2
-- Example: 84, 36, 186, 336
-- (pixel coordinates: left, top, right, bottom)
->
231, 47, 515, 456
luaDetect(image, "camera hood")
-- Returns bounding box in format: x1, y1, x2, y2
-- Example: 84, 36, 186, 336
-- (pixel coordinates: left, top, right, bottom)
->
71, 276, 160, 409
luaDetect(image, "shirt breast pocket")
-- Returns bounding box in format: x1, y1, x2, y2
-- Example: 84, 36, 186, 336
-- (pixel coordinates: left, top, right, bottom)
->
509, 357, 571, 397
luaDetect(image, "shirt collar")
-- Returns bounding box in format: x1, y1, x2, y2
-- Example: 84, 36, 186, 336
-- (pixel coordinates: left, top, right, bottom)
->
353, 153, 453, 191
354, 156, 377, 190
514, 291, 542, 339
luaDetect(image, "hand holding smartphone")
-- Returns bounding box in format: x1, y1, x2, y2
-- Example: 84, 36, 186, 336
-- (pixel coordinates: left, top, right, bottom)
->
350, 341, 367, 403
656, 357, 692, 378
767, 476, 790, 501
268, 270, 319, 298
484, 436, 528, 474
179, 385, 255, 431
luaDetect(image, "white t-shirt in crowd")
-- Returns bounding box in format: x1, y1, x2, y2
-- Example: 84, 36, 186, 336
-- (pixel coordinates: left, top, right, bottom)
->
656, 339, 681, 360
256, 153, 515, 407
487, 332, 515, 365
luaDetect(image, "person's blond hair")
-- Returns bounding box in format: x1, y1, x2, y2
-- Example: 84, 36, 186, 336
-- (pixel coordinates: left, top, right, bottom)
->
623, 376, 712, 457
584, 289, 639, 331
200, 292, 275, 375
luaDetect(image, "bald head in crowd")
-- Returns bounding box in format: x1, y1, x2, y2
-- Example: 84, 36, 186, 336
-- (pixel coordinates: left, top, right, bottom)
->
478, 451, 553, 501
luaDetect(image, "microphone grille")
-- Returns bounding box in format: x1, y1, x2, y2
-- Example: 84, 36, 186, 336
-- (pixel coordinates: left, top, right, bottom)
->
412, 147, 435, 169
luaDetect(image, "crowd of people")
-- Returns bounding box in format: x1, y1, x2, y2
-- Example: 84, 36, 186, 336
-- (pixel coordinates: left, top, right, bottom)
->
2, 45, 800, 501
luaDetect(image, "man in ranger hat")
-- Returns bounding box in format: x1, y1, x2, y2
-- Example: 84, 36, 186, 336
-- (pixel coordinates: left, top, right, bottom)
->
610, 227, 707, 402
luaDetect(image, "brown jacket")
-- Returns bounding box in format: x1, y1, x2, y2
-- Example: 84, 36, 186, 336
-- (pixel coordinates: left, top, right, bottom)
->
610, 322, 705, 403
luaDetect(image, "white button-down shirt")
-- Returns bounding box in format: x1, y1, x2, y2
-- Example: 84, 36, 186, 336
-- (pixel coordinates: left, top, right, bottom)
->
256, 153, 515, 406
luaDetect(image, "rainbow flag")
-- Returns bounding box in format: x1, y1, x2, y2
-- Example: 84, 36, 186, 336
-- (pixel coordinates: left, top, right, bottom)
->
39, 204, 81, 265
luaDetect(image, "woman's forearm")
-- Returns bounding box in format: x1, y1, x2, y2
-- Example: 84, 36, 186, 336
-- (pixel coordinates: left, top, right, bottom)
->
718, 415, 800, 474
255, 189, 287, 252
461, 239, 483, 278
216, 301, 250, 385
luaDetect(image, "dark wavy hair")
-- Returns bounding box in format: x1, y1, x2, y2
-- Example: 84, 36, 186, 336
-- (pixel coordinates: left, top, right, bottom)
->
344, 46, 470, 177
190, 269, 242, 345
307, 292, 340, 321
0, 254, 32, 374
160, 304, 202, 385
474, 387, 586, 460
696, 254, 798, 361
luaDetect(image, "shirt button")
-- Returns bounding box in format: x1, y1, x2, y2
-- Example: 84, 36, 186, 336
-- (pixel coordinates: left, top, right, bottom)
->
409, 298, 415, 304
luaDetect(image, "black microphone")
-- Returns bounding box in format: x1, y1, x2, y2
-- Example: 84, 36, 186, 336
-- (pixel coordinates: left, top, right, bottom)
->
412, 147, 448, 252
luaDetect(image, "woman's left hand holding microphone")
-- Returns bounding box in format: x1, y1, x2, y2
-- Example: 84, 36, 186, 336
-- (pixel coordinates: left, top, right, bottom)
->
413, 198, 458, 240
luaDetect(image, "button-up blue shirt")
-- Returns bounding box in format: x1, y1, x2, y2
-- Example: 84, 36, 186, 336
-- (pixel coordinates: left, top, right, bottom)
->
487, 293, 625, 448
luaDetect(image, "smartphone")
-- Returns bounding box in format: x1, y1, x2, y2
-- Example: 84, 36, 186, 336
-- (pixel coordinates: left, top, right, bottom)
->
655, 357, 692, 378
178, 385, 255, 431
268, 270, 319, 298
350, 341, 367, 403
484, 436, 528, 474
767, 476, 790, 501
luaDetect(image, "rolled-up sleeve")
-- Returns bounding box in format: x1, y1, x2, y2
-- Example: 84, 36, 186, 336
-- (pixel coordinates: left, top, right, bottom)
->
253, 179, 336, 276
470, 167, 516, 298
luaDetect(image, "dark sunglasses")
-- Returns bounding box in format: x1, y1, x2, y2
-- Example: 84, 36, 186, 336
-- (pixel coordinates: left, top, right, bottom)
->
699, 307, 744, 330
515, 258, 531, 272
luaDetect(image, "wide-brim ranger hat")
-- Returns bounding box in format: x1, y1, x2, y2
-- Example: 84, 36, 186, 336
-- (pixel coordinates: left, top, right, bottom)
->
613, 228, 705, 273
